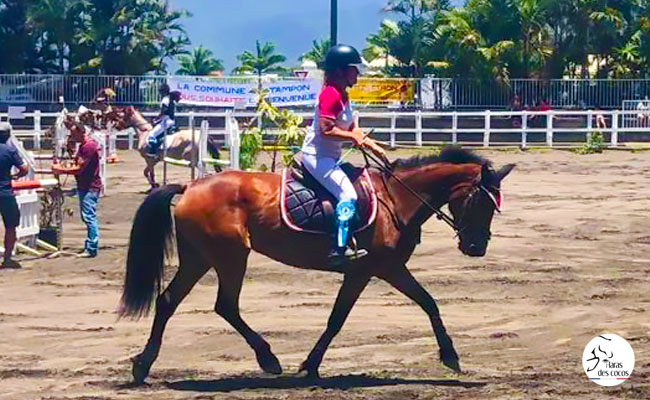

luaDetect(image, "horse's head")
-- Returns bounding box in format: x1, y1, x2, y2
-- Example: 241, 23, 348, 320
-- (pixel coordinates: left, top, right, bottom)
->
78, 110, 96, 127
448, 162, 514, 257
62, 114, 77, 130
103, 107, 128, 130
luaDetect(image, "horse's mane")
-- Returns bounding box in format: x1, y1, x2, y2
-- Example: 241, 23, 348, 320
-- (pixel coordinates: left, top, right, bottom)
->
392, 146, 489, 169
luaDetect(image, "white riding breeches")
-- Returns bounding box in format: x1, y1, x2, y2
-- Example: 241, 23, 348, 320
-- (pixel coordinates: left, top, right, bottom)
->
302, 153, 357, 203
149, 116, 175, 140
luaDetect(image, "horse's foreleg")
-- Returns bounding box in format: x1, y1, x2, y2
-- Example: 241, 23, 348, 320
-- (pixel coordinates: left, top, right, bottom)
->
378, 264, 460, 372
150, 164, 158, 188
132, 239, 209, 384
299, 271, 371, 378
214, 247, 282, 374
143, 162, 158, 189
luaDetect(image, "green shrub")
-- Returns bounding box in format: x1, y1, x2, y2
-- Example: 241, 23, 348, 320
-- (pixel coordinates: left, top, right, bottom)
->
577, 131, 603, 154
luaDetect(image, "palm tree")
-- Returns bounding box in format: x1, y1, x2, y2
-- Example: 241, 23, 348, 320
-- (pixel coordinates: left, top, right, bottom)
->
436, 7, 514, 81
26, 0, 81, 73
0, 0, 35, 73
300, 38, 330, 63
176, 46, 223, 75
73, 0, 190, 74
363, 19, 400, 67
234, 40, 287, 86
517, 0, 553, 77
383, 0, 448, 21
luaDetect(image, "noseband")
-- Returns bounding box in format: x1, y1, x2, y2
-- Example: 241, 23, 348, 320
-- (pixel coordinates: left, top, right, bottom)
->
454, 183, 501, 238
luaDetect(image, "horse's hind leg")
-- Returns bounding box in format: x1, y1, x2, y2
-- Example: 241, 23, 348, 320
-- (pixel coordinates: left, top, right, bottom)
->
132, 238, 209, 384
212, 246, 282, 374
378, 264, 460, 372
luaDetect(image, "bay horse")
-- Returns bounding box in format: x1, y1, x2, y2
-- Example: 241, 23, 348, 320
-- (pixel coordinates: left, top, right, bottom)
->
119, 146, 514, 384
121, 106, 222, 189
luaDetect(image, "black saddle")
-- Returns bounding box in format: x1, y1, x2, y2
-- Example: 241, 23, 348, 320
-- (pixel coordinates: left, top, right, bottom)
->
280, 156, 377, 235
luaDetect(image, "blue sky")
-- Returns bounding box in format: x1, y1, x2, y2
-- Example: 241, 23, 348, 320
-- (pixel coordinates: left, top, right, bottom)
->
169, 0, 464, 72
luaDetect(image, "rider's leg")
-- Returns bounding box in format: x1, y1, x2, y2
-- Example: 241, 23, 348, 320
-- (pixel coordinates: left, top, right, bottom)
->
302, 155, 366, 261
146, 117, 170, 155
147, 123, 164, 154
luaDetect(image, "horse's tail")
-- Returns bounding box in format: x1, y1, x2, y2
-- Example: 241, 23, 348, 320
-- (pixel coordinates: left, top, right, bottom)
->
119, 184, 186, 319
206, 136, 223, 173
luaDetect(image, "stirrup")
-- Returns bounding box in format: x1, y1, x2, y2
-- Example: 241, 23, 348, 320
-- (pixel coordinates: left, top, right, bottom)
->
328, 238, 368, 265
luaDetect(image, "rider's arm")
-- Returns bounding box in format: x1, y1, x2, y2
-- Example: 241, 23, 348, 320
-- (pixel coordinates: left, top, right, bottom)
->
319, 117, 364, 145
317, 87, 364, 145
153, 97, 169, 121
159, 97, 170, 117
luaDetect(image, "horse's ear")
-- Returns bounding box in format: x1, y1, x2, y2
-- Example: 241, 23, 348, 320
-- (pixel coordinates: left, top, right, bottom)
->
497, 164, 515, 181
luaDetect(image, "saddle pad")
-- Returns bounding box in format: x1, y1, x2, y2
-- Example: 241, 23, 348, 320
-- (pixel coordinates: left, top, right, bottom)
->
280, 167, 378, 235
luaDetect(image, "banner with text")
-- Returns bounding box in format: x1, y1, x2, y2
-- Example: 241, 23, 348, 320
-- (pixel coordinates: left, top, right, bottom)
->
168, 77, 321, 108
348, 78, 415, 105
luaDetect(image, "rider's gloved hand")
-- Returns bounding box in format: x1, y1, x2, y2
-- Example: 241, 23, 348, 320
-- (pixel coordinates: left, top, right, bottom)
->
351, 127, 366, 147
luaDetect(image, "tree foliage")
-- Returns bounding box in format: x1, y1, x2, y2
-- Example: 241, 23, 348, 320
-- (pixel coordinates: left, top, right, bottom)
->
176, 46, 223, 75
362, 0, 650, 79
0, 0, 191, 74
234, 40, 287, 78
300, 38, 331, 63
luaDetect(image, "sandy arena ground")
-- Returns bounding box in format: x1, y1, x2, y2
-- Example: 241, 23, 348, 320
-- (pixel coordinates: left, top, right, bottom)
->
0, 148, 649, 399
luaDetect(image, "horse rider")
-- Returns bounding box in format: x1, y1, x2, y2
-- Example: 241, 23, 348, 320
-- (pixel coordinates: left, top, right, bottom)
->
147, 83, 180, 156
78, 88, 116, 130
300, 44, 387, 264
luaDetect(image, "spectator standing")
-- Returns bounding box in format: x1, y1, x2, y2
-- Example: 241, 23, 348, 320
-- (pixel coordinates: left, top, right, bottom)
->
0, 122, 29, 268
52, 123, 102, 258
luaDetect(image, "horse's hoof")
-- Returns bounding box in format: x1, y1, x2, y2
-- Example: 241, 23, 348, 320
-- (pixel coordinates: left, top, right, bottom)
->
297, 363, 320, 380
132, 355, 152, 385
441, 356, 461, 373
257, 352, 283, 375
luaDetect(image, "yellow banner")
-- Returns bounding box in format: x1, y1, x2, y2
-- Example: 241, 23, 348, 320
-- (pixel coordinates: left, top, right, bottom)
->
349, 79, 415, 104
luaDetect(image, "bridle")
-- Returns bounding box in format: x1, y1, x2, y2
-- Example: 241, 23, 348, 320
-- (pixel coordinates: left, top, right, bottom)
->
452, 182, 502, 239
360, 147, 501, 236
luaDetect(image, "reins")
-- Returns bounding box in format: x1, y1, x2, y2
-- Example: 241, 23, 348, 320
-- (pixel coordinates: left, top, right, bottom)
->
358, 146, 459, 233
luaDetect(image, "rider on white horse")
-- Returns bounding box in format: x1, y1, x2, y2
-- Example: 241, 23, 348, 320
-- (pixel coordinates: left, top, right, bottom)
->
147, 83, 179, 156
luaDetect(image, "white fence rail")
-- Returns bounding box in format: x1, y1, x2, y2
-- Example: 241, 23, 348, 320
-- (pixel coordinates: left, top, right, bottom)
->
2, 109, 650, 149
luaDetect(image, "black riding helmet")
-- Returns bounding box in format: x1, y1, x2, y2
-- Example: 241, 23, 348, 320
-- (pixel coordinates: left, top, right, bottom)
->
321, 44, 365, 73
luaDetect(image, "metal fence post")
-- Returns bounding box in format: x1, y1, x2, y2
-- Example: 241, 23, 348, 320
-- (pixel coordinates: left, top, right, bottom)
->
521, 111, 527, 149
390, 112, 396, 149
484, 110, 491, 147
452, 111, 458, 144
33, 110, 41, 150
546, 112, 554, 147
162, 127, 167, 185
587, 110, 593, 144
612, 110, 619, 147
415, 110, 422, 147
128, 129, 134, 150
189, 111, 195, 180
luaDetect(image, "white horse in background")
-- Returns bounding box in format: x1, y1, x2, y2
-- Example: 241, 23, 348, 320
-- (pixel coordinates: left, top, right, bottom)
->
121, 106, 222, 189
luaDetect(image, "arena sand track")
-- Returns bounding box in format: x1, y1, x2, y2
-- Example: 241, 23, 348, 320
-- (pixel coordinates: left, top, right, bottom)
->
0, 149, 649, 400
